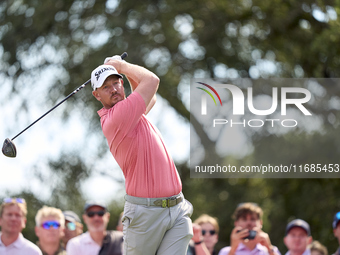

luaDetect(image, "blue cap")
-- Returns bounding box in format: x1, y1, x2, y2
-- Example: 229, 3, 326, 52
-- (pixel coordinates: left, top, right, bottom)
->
285, 219, 311, 236
332, 212, 340, 229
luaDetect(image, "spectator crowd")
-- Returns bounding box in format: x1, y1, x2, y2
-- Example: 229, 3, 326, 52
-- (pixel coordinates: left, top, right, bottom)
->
0, 198, 339, 255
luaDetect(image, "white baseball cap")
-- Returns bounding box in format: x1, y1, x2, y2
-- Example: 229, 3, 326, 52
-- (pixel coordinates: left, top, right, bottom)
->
91, 64, 123, 90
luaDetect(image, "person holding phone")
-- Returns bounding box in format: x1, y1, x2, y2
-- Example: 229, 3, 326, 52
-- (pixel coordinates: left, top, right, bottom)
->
219, 203, 280, 255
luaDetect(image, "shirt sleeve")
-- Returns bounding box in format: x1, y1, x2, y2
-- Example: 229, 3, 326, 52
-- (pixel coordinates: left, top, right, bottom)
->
218, 247, 231, 255
272, 246, 281, 255
32, 248, 43, 255
23, 238, 43, 255
66, 238, 79, 255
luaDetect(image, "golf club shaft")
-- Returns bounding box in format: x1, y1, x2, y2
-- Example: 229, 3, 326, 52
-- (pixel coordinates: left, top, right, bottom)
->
11, 52, 128, 141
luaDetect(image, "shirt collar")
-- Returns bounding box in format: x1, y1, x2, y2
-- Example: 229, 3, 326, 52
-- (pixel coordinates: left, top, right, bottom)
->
285, 248, 311, 255
37, 241, 65, 255
83, 232, 97, 245
98, 107, 108, 117
237, 242, 266, 252
0, 233, 24, 248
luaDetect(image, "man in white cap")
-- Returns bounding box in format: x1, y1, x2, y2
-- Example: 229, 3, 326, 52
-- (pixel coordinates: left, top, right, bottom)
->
66, 201, 123, 255
284, 219, 313, 255
90, 56, 193, 255
61, 211, 83, 248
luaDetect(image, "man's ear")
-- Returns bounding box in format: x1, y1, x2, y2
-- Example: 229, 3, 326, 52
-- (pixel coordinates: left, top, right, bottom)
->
82, 214, 88, 225
307, 236, 313, 244
35, 226, 40, 237
92, 90, 101, 101
259, 219, 263, 229
22, 217, 27, 229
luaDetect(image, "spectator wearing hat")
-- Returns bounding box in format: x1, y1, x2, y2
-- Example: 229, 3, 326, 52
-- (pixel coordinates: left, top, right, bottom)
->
0, 197, 42, 255
219, 203, 281, 255
284, 219, 313, 255
62, 210, 83, 248
66, 201, 123, 255
34, 206, 66, 255
332, 211, 340, 255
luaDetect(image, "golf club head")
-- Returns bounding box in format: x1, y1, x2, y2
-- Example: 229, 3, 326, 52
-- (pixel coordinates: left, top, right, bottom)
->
2, 138, 17, 158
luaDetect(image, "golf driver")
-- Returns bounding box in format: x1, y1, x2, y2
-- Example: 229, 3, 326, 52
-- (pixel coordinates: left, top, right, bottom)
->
2, 52, 128, 158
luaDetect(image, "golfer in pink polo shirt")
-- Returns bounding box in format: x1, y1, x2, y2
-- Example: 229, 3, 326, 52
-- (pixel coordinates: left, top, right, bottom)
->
91, 55, 193, 255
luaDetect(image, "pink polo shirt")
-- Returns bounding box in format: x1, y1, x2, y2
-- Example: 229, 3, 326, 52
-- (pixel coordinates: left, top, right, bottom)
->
97, 91, 182, 198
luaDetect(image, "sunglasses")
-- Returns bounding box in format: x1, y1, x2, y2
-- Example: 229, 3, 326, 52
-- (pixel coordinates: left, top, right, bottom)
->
66, 222, 76, 231
86, 211, 106, 218
202, 230, 216, 236
41, 221, 61, 230
3, 197, 26, 204
336, 212, 340, 220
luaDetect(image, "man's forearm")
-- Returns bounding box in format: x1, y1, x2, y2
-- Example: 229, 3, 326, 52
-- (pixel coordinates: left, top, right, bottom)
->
119, 61, 159, 109
120, 62, 159, 91
125, 68, 157, 114
194, 242, 211, 255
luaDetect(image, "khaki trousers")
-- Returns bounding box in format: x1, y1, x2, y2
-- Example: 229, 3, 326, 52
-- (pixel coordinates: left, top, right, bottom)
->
122, 194, 193, 255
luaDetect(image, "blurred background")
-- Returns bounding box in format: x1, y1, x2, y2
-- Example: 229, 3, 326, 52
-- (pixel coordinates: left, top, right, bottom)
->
1, 0, 340, 253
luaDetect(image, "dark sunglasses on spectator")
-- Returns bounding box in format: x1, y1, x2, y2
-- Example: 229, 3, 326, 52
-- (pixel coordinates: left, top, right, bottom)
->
41, 221, 61, 230
66, 222, 76, 231
3, 197, 26, 204
202, 230, 216, 236
86, 211, 106, 218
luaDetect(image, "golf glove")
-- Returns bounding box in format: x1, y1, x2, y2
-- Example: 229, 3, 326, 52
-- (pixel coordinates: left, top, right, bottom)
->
104, 55, 123, 64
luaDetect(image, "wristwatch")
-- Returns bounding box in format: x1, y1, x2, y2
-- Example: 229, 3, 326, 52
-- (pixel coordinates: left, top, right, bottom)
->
195, 240, 203, 245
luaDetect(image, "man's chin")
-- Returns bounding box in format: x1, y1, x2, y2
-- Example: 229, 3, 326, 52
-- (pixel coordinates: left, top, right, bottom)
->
89, 227, 105, 232
111, 97, 123, 104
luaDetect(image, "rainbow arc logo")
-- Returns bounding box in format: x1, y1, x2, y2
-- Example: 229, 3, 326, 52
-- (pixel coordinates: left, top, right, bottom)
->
196, 82, 222, 106
196, 82, 222, 115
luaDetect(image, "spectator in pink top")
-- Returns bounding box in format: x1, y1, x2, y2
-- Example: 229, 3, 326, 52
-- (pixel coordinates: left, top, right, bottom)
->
90, 55, 193, 255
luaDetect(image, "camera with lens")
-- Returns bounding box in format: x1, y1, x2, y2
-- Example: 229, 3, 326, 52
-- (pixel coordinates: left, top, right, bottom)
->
237, 229, 257, 240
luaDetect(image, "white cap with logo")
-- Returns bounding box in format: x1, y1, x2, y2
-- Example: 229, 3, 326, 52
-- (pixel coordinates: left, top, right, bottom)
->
91, 64, 123, 91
